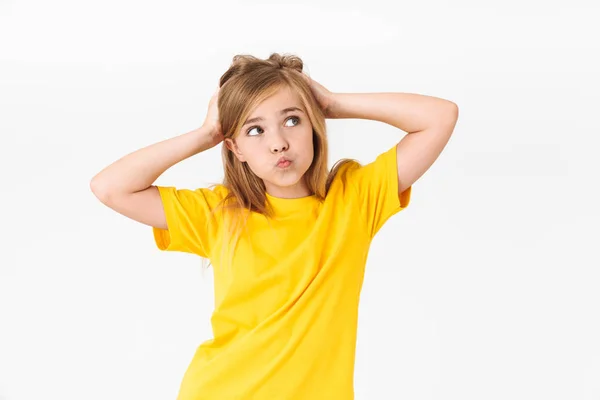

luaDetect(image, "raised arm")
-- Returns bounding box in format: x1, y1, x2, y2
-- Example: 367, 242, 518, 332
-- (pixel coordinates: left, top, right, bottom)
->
328, 92, 458, 194
90, 90, 223, 229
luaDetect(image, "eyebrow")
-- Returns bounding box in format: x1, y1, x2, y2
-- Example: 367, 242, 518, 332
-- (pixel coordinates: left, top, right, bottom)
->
242, 107, 304, 127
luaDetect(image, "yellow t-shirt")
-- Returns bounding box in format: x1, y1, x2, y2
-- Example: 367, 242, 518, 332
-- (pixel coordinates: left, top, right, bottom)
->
152, 144, 411, 399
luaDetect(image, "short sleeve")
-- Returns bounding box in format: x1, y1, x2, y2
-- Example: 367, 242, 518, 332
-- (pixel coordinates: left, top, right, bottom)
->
347, 144, 412, 238
152, 185, 225, 257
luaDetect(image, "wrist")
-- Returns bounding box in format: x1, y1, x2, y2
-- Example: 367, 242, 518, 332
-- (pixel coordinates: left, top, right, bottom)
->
325, 93, 343, 119
191, 125, 220, 152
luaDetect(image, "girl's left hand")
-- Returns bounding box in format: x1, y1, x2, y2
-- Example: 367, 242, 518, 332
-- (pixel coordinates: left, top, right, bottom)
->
297, 72, 338, 118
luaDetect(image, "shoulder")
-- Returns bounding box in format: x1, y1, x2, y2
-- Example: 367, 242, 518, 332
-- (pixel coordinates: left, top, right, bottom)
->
325, 158, 362, 198
156, 183, 231, 211
330, 146, 398, 182
341, 146, 398, 183
325, 145, 401, 203
334, 159, 361, 182
206, 183, 230, 199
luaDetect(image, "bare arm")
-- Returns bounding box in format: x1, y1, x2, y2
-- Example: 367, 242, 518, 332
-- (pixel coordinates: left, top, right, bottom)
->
90, 126, 219, 229
328, 92, 458, 193
90, 88, 223, 229
91, 127, 216, 195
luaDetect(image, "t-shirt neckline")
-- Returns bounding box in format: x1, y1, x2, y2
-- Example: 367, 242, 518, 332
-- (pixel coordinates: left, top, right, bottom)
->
265, 192, 318, 215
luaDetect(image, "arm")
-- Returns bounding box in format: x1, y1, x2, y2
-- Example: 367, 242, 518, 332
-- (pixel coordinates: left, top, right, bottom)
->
328, 92, 459, 194
91, 87, 222, 230
90, 125, 219, 229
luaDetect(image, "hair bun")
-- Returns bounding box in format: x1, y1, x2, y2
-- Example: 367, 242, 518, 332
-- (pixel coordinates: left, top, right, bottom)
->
266, 53, 304, 73
219, 53, 304, 88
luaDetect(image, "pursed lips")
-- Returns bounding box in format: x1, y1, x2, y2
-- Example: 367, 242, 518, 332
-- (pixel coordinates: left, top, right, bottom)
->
276, 156, 292, 167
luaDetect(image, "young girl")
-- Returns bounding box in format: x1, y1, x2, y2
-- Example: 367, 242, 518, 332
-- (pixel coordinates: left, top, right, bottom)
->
91, 53, 458, 399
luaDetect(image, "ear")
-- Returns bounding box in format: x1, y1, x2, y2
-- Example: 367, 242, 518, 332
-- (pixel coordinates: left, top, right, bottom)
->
224, 138, 246, 162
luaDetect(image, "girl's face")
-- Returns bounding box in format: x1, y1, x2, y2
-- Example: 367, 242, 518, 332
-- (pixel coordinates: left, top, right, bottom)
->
225, 86, 314, 199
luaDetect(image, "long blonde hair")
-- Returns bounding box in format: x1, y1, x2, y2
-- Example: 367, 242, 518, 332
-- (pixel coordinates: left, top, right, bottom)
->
206, 52, 353, 269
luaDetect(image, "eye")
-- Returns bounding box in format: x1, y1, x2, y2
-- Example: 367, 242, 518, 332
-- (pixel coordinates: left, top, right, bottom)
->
246, 125, 264, 136
285, 116, 300, 127
246, 116, 300, 136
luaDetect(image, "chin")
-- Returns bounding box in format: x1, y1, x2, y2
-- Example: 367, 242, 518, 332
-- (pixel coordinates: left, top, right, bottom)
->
263, 165, 310, 188
269, 173, 304, 188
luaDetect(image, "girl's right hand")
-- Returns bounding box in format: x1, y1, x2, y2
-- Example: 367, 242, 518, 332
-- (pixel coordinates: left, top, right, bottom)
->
200, 87, 224, 148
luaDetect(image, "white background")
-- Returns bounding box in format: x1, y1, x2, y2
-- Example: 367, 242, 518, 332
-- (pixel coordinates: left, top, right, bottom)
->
1, 0, 599, 399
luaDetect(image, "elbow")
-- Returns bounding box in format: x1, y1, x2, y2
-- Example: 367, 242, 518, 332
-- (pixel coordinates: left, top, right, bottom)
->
441, 102, 459, 127
90, 176, 112, 204
445, 101, 459, 118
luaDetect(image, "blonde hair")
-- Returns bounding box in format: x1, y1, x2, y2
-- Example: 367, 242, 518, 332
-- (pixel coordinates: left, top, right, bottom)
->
205, 52, 353, 270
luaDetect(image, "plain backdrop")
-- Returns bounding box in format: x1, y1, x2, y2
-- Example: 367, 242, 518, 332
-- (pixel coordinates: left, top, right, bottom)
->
1, 0, 599, 399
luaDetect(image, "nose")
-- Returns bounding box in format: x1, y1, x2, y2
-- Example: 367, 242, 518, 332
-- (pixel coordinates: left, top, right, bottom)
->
269, 131, 289, 154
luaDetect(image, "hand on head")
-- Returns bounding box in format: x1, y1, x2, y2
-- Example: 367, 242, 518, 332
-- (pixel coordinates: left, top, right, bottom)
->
293, 71, 337, 118
200, 86, 224, 148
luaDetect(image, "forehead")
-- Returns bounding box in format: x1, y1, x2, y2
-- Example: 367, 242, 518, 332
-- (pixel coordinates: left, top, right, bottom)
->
248, 85, 303, 117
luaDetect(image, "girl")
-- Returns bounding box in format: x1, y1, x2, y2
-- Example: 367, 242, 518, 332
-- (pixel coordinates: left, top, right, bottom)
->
91, 53, 458, 399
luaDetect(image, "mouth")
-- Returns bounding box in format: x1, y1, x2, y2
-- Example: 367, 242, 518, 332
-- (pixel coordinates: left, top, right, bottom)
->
276, 157, 292, 168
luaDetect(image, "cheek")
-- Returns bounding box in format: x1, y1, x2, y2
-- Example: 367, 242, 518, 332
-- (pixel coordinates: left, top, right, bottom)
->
235, 139, 257, 161
238, 142, 268, 172
297, 130, 315, 154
